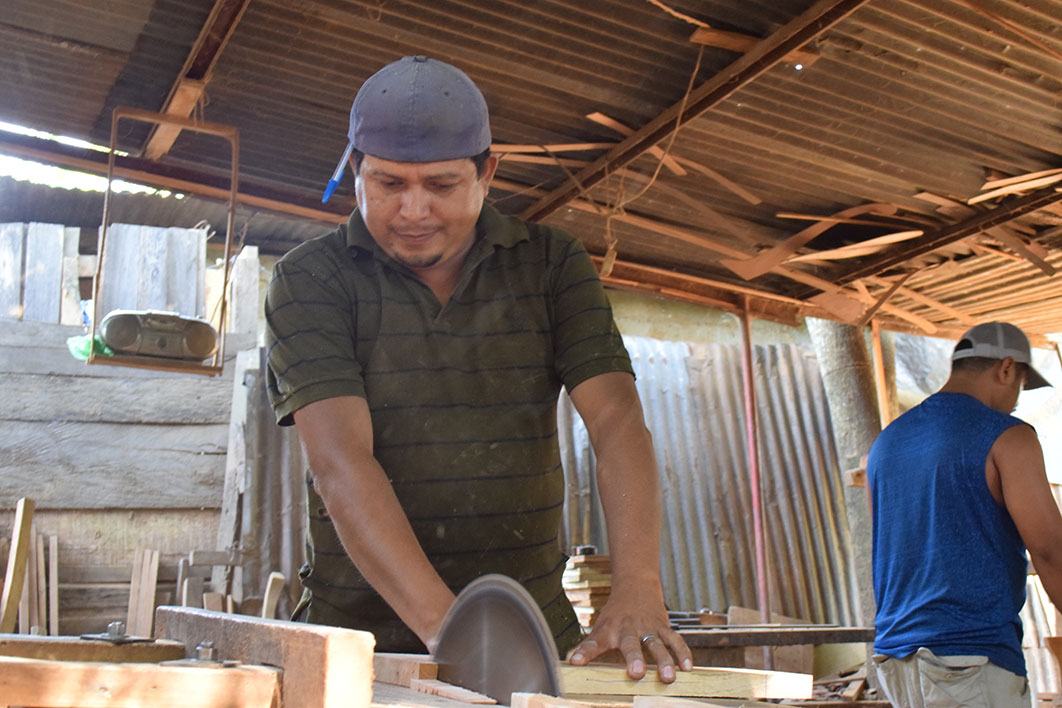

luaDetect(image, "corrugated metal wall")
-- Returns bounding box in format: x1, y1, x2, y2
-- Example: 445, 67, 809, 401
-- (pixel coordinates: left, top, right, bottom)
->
560, 335, 860, 626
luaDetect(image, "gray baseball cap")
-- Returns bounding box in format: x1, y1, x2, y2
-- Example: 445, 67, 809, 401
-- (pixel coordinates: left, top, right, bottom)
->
349, 55, 491, 162
952, 321, 1051, 389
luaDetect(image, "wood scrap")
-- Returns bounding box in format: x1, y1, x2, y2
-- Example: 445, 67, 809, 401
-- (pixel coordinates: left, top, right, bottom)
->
984, 168, 1062, 191
410, 678, 497, 704
262, 570, 286, 619
786, 230, 924, 262
1, 497, 35, 633
855, 271, 915, 328
22, 522, 39, 633
557, 664, 812, 700
373, 652, 438, 687
513, 693, 631, 708
203, 591, 225, 612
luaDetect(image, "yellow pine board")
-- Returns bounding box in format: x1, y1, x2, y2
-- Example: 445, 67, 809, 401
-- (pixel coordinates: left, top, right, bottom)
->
558, 664, 812, 700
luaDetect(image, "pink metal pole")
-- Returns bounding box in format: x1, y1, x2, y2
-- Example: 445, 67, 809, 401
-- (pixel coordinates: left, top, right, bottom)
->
739, 297, 771, 667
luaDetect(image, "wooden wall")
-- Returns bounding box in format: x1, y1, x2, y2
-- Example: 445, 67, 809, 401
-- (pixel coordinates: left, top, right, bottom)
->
0, 319, 253, 634
1, 221, 259, 635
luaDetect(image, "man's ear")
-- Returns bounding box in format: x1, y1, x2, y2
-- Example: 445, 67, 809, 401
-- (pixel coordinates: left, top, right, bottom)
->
997, 357, 1018, 384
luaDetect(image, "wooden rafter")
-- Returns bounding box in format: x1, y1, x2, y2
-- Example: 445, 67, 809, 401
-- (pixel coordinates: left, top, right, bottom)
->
143, 0, 251, 160
517, 0, 871, 222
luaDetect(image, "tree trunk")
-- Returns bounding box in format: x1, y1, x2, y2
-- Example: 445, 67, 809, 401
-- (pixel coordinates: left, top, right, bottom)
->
806, 318, 881, 635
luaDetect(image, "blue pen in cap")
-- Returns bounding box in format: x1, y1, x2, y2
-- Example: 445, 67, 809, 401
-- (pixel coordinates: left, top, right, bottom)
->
322, 142, 354, 204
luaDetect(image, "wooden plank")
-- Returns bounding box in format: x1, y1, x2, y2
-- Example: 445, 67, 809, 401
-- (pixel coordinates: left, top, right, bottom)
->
0, 420, 227, 509
262, 571, 286, 619
22, 223, 64, 323
35, 533, 47, 631
411, 678, 497, 704
372, 681, 494, 708
156, 605, 376, 708
126, 548, 146, 634
0, 373, 233, 424
99, 224, 141, 318
182, 576, 205, 608
0, 497, 35, 633
137, 224, 170, 310
48, 534, 58, 635
0, 654, 280, 708
59, 226, 82, 326
557, 664, 812, 700
134, 549, 159, 635
228, 245, 260, 335
968, 173, 1062, 205
0, 223, 24, 320
373, 653, 439, 687
0, 635, 186, 662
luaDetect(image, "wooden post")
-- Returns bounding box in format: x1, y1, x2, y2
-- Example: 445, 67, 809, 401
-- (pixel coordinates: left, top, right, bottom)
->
870, 319, 891, 429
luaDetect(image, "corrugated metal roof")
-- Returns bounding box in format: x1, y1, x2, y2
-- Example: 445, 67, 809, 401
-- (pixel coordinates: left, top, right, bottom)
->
2, 0, 1062, 338
561, 336, 859, 624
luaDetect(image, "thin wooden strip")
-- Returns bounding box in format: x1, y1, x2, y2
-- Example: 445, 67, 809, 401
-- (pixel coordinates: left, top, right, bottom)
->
1, 498, 35, 633
856, 271, 915, 328
585, 112, 687, 176
126, 549, 145, 633
35, 533, 47, 631
986, 227, 1055, 275
968, 174, 1062, 205
864, 276, 977, 326
22, 521, 39, 633
786, 230, 924, 262
491, 143, 615, 154
721, 203, 898, 279
557, 664, 812, 700
982, 168, 1062, 191
0, 655, 280, 708
48, 535, 58, 636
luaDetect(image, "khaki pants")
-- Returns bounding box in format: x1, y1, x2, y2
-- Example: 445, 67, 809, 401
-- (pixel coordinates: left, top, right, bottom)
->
873, 648, 1030, 708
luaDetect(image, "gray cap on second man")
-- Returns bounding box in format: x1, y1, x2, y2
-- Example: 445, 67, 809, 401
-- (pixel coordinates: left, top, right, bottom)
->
348, 55, 491, 163
952, 321, 1051, 389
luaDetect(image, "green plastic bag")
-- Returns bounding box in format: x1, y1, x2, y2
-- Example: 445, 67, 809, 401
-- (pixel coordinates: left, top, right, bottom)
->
66, 334, 115, 361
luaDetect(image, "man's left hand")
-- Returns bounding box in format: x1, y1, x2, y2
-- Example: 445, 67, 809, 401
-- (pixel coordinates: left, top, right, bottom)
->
566, 588, 692, 683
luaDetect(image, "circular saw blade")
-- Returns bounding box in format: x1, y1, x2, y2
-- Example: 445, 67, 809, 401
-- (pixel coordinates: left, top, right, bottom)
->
434, 574, 561, 705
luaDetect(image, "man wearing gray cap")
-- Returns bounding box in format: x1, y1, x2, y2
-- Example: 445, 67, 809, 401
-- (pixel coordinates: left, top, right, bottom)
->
265, 56, 691, 682
867, 321, 1062, 707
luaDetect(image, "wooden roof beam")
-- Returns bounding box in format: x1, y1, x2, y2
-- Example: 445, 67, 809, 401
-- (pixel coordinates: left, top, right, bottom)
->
517, 0, 871, 223
143, 0, 251, 160
836, 185, 1062, 285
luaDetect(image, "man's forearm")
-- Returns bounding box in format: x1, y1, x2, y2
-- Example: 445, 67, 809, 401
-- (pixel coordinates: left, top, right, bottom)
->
313, 455, 455, 649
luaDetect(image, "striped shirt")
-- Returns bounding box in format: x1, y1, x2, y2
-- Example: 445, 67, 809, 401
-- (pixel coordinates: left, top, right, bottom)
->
264, 203, 633, 654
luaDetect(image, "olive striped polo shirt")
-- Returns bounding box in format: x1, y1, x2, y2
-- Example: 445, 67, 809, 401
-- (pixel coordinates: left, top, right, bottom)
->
264, 203, 633, 654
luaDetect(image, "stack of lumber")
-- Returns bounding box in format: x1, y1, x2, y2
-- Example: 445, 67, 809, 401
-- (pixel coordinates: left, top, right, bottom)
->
562, 555, 611, 629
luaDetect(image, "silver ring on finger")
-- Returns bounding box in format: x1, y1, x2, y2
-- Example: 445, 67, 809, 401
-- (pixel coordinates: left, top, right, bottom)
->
640, 633, 657, 646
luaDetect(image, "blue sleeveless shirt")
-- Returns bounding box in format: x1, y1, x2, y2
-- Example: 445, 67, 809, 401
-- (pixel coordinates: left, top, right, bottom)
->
867, 392, 1028, 676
